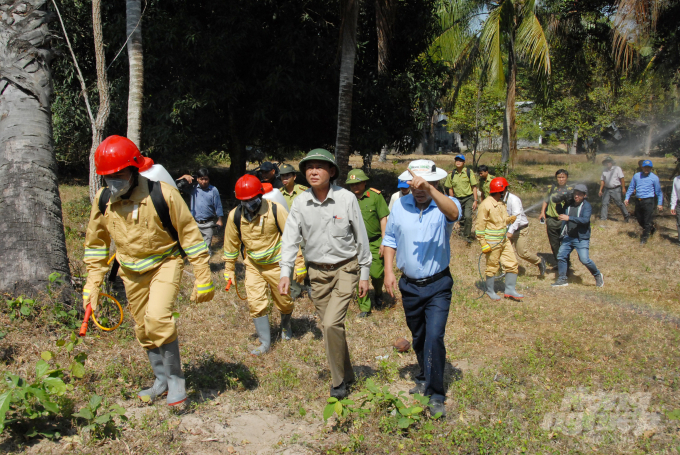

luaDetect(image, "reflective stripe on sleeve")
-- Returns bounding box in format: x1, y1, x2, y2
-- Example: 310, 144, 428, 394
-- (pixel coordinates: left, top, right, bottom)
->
224, 250, 239, 259
184, 241, 209, 257
84, 248, 109, 258
119, 247, 179, 273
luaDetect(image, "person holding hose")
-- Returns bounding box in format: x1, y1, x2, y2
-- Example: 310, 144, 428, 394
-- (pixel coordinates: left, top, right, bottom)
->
475, 177, 523, 300
223, 174, 306, 355
539, 169, 573, 266
83, 136, 215, 409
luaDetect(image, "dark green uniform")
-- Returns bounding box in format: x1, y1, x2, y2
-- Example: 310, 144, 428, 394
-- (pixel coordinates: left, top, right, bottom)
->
444, 168, 478, 239
479, 174, 495, 200
356, 188, 390, 312
544, 184, 574, 262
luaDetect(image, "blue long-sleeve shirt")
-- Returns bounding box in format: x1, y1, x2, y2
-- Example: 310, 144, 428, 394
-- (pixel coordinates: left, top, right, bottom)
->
189, 184, 224, 221
625, 172, 662, 205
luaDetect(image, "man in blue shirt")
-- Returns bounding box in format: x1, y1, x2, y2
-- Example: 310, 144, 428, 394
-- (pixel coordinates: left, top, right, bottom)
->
179, 168, 224, 254
383, 160, 461, 418
624, 160, 663, 245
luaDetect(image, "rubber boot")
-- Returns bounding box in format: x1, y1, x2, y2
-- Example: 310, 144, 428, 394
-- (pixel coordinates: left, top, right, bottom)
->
251, 316, 271, 355
486, 277, 501, 300
160, 339, 187, 407
281, 312, 293, 341
503, 273, 524, 300
138, 347, 167, 402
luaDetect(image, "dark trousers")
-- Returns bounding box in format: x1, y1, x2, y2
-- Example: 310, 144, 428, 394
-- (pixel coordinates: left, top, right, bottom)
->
458, 195, 474, 238
399, 272, 453, 403
635, 197, 656, 240
546, 217, 562, 263
600, 187, 629, 220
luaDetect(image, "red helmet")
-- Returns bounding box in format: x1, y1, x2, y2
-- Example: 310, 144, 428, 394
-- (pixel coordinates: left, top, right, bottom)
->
489, 177, 509, 193
235, 174, 265, 200
94, 135, 154, 175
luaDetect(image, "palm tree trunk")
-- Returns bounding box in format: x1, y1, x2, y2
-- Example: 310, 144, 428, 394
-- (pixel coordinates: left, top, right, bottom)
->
501, 36, 516, 167
334, 0, 359, 183
227, 106, 246, 189
126, 0, 143, 148
0, 0, 72, 296
570, 128, 578, 155
88, 0, 110, 201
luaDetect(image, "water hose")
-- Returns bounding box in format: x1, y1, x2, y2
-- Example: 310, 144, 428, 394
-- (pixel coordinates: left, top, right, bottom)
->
79, 254, 125, 337
225, 278, 248, 301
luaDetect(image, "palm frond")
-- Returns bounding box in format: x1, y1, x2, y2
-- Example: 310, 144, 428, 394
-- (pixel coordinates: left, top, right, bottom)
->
516, 12, 551, 75
479, 7, 504, 89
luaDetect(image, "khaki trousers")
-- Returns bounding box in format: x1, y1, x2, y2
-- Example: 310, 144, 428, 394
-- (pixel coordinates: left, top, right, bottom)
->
118, 255, 183, 349
485, 239, 519, 276
510, 227, 541, 266
244, 257, 294, 318
308, 258, 359, 388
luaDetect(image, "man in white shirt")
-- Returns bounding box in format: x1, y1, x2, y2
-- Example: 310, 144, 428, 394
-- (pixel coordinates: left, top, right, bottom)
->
388, 179, 411, 212
599, 156, 629, 222
505, 190, 546, 276
670, 174, 680, 246
278, 148, 371, 400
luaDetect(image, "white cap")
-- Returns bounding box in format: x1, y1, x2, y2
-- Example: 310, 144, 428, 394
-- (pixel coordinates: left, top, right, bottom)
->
397, 159, 448, 182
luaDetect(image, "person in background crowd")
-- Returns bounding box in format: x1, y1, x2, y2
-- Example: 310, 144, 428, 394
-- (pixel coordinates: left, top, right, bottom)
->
552, 184, 604, 288
257, 161, 283, 189
505, 184, 547, 277
279, 163, 309, 300
383, 159, 461, 418
670, 174, 680, 246
179, 168, 224, 255
389, 179, 411, 212
443, 154, 478, 243
346, 169, 389, 317
539, 169, 573, 266
279, 164, 308, 210
477, 165, 496, 200
475, 177, 524, 301
598, 156, 629, 222
625, 160, 663, 245
278, 149, 371, 400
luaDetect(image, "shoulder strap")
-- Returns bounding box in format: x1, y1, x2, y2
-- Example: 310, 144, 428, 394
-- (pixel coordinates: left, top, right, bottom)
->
466, 167, 471, 179
148, 180, 186, 258
271, 201, 282, 234
234, 205, 243, 240
98, 188, 111, 215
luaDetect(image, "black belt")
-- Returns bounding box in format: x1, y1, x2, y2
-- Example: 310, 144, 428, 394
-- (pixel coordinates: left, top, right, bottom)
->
402, 268, 451, 287
196, 218, 216, 223
309, 256, 355, 271
368, 234, 381, 242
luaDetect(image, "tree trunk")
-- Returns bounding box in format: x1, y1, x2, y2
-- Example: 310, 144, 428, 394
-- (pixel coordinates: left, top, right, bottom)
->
88, 0, 110, 201
0, 0, 72, 296
334, 0, 359, 184
569, 129, 578, 155
501, 37, 516, 168
378, 145, 388, 162
227, 106, 246, 190
126, 0, 143, 148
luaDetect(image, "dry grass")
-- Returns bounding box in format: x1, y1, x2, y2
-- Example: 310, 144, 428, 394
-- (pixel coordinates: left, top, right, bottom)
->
1, 148, 680, 453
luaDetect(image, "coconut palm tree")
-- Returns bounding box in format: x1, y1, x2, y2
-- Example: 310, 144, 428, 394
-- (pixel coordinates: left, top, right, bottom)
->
126, 0, 144, 148
0, 0, 72, 295
433, 0, 551, 166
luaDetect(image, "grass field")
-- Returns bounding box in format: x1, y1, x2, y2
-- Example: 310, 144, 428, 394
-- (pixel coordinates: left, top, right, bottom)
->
1, 149, 680, 454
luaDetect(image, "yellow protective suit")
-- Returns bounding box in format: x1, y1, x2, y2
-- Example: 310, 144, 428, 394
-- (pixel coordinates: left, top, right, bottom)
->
223, 199, 305, 318
475, 196, 519, 277
83, 176, 214, 348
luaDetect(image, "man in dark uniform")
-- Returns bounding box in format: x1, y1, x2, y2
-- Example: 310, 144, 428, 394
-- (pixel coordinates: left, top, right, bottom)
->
539, 169, 573, 266
443, 155, 478, 243
346, 169, 390, 317
257, 161, 283, 189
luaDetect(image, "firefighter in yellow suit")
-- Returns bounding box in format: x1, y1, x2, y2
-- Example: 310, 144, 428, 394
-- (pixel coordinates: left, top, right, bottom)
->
83, 136, 214, 408
223, 175, 306, 355
475, 177, 523, 301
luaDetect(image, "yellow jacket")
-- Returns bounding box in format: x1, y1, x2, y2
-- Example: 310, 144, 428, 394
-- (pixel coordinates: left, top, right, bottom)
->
475, 196, 510, 244
223, 199, 305, 282
83, 176, 213, 303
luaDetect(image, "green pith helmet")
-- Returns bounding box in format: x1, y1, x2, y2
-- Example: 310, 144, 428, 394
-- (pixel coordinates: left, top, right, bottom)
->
279, 163, 296, 175
298, 148, 339, 178
345, 169, 369, 184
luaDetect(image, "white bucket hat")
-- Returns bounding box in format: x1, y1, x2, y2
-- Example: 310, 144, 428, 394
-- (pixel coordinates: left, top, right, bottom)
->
398, 159, 448, 182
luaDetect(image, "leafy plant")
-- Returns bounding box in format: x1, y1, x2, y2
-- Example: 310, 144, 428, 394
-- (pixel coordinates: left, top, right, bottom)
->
6, 296, 37, 321
0, 356, 72, 438
322, 379, 438, 430
54, 332, 88, 378
73, 394, 127, 439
